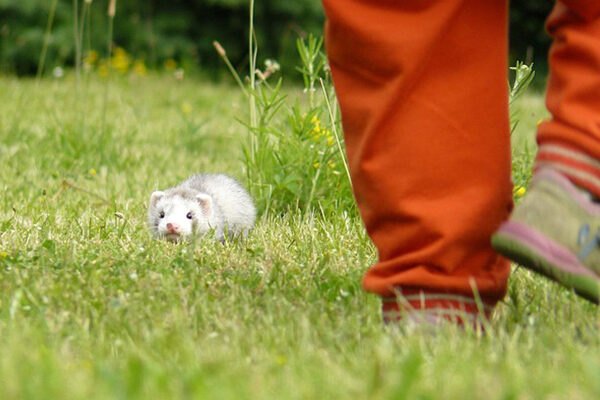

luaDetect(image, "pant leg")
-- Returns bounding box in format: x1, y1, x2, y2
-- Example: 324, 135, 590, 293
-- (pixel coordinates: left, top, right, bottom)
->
560, 0, 600, 21
322, 0, 512, 306
536, 2, 600, 196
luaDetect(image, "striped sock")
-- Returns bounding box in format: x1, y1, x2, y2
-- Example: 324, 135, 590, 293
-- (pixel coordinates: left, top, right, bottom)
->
536, 144, 600, 199
381, 290, 495, 328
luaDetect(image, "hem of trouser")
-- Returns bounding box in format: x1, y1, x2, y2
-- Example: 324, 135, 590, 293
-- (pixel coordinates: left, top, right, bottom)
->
535, 143, 600, 198
381, 289, 495, 328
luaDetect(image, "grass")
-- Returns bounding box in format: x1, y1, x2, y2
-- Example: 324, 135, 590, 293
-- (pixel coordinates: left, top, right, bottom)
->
0, 74, 598, 399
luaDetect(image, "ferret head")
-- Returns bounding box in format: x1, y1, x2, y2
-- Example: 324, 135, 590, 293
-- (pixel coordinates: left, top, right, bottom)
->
148, 189, 213, 242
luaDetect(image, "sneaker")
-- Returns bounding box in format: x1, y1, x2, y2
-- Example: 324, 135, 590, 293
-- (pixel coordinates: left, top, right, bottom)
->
492, 168, 600, 303
382, 290, 495, 330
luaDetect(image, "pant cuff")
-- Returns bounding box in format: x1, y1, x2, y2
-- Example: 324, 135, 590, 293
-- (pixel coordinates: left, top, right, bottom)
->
535, 144, 600, 198
381, 289, 496, 327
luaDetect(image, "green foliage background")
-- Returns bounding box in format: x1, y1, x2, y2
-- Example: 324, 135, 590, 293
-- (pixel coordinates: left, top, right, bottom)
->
509, 0, 554, 76
0, 0, 325, 76
0, 0, 552, 76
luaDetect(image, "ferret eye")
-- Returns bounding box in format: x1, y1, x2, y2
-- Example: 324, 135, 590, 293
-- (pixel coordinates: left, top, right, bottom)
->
186, 212, 193, 219
159, 211, 165, 218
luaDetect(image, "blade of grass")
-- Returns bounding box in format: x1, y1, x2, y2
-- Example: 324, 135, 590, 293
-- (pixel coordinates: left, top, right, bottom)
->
320, 78, 351, 188
36, 0, 59, 81
101, 0, 117, 138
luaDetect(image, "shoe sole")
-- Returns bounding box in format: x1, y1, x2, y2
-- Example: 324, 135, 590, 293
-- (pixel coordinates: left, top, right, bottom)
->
492, 221, 600, 304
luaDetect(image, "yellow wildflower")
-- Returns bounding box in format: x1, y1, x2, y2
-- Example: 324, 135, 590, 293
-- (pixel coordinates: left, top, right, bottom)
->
82, 360, 93, 371
132, 60, 147, 76
110, 47, 130, 74
328, 160, 336, 169
313, 162, 320, 168
181, 102, 192, 115
90, 168, 97, 176
327, 135, 334, 147
0, 251, 7, 258
113, 47, 127, 58
515, 186, 526, 197
98, 61, 109, 78
310, 116, 322, 133
275, 355, 286, 365
83, 50, 99, 70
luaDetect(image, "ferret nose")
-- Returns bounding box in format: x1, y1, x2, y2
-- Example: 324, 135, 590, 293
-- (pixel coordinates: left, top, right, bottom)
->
166, 222, 179, 234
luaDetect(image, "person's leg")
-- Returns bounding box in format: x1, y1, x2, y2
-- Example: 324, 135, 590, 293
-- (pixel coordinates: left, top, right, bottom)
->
537, 2, 600, 193
493, 1, 600, 303
322, 0, 512, 324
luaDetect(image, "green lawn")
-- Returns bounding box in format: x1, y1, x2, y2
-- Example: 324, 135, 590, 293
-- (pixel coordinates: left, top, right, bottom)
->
0, 74, 598, 399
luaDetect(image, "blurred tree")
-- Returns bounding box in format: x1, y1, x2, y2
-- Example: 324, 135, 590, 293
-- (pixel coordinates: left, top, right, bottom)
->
0, 0, 553, 79
509, 0, 553, 77
0, 0, 74, 74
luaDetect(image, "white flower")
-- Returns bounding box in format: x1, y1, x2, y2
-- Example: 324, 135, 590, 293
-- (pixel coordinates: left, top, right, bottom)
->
264, 59, 280, 72
52, 66, 64, 78
174, 68, 185, 81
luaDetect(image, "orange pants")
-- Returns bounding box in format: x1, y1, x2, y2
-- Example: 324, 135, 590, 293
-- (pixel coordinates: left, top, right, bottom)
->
322, 0, 600, 307
538, 2, 600, 194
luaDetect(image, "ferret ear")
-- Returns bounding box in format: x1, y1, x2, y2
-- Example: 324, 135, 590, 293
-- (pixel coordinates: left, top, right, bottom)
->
196, 193, 212, 214
150, 191, 165, 207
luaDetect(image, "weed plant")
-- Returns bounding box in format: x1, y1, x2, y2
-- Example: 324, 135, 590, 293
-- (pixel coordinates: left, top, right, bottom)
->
217, 33, 353, 216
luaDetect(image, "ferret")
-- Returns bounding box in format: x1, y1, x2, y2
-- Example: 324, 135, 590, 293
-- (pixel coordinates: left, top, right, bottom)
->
148, 174, 256, 242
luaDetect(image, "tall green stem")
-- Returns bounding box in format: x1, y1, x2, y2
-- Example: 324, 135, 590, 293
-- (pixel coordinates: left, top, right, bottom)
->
249, 0, 257, 129
73, 0, 81, 85
320, 78, 351, 187
248, 0, 260, 189
101, 2, 116, 138
36, 0, 59, 81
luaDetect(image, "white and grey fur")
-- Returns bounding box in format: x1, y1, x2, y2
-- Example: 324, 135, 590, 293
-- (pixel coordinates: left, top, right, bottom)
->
148, 174, 256, 242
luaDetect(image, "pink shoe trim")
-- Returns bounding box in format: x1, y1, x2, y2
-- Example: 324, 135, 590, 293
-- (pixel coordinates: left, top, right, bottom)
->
497, 221, 597, 278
